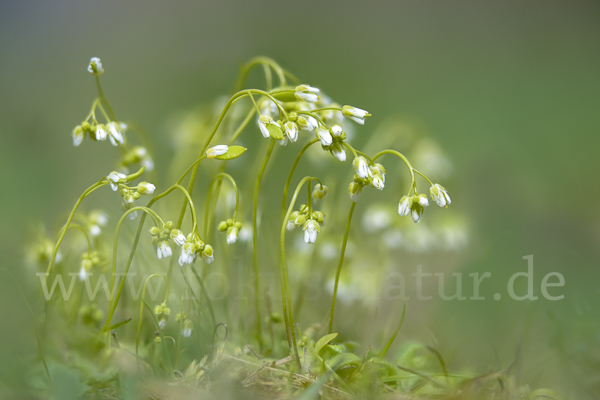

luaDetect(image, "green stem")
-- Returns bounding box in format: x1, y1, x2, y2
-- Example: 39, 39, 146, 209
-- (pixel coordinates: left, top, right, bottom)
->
328, 201, 356, 334
191, 266, 216, 327
203, 173, 240, 238
95, 76, 117, 121
252, 139, 276, 350
234, 56, 287, 92
46, 179, 107, 276
380, 305, 407, 358
281, 176, 318, 368
281, 139, 319, 222
136, 274, 165, 357
102, 207, 161, 333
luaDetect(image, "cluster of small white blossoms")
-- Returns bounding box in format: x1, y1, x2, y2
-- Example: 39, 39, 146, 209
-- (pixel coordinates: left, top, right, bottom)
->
149, 222, 214, 266
106, 171, 155, 219
397, 184, 451, 223
218, 219, 242, 245
287, 184, 329, 244
348, 156, 386, 202
72, 58, 126, 147
86, 210, 108, 237
79, 250, 101, 281
154, 302, 171, 330
254, 84, 370, 162
175, 311, 194, 338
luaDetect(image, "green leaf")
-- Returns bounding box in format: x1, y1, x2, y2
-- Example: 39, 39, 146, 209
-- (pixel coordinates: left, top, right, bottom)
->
216, 145, 247, 160
266, 123, 284, 140
314, 332, 337, 354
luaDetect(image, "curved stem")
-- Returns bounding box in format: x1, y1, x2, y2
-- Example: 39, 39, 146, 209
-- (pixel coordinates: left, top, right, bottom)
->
372, 149, 415, 183
281, 139, 319, 222
252, 139, 276, 350
102, 206, 161, 333
203, 173, 240, 238
328, 202, 356, 334
46, 180, 107, 276
281, 176, 317, 368
95, 76, 117, 121
65, 223, 93, 254
413, 169, 434, 186
234, 57, 287, 92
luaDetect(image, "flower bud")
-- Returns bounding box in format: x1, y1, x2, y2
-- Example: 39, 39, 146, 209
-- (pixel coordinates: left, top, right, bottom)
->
72, 126, 85, 146
87, 57, 104, 76
312, 184, 329, 202
294, 84, 320, 103
137, 182, 156, 195
348, 182, 362, 202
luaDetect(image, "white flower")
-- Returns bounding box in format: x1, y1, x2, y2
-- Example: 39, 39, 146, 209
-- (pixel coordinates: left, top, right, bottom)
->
170, 229, 186, 246
298, 115, 318, 132
286, 220, 296, 231
128, 211, 138, 220
430, 183, 451, 208
87, 57, 104, 76
348, 182, 362, 202
157, 241, 172, 259
182, 320, 193, 338
137, 182, 156, 195
353, 157, 371, 179
79, 266, 90, 281
107, 122, 124, 146
331, 144, 346, 161
158, 319, 168, 331
398, 196, 411, 216
342, 105, 371, 125
72, 126, 84, 146
371, 175, 384, 190
178, 243, 196, 266
317, 127, 333, 146
95, 125, 107, 141
89, 225, 101, 237
201, 245, 214, 264
330, 124, 343, 138
417, 193, 429, 207
303, 219, 320, 244
107, 172, 127, 191
206, 145, 229, 159
284, 121, 299, 143
226, 227, 238, 245
412, 208, 423, 223
294, 84, 320, 103
258, 115, 280, 139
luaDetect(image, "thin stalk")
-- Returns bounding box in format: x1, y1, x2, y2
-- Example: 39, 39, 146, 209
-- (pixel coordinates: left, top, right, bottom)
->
281, 139, 319, 222
328, 201, 356, 334
252, 139, 276, 350
135, 274, 165, 357
380, 305, 407, 358
281, 176, 318, 368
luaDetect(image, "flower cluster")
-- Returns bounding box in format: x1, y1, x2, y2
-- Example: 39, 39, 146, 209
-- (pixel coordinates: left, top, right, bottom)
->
79, 303, 104, 326
348, 156, 387, 202
73, 120, 126, 147
176, 312, 194, 338
86, 210, 108, 237
397, 184, 451, 223
218, 219, 242, 245
287, 204, 326, 244
179, 232, 214, 266
72, 58, 126, 147
107, 171, 156, 219
149, 222, 185, 259
154, 302, 171, 330
252, 84, 370, 160
79, 251, 101, 281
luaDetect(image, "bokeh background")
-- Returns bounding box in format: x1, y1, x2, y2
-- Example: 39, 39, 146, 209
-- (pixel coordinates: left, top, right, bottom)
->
1, 0, 599, 398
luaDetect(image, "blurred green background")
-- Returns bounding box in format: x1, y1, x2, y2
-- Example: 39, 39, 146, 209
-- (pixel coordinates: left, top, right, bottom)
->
1, 0, 599, 397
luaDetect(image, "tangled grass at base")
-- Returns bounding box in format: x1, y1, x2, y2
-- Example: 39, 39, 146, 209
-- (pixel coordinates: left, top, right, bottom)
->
27, 57, 561, 399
